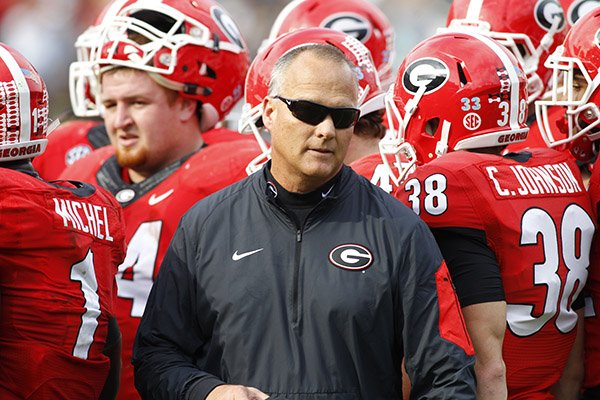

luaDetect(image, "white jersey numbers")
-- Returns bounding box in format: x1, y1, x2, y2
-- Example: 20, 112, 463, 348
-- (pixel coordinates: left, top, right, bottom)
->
370, 164, 394, 193
404, 173, 448, 216
70, 249, 100, 359
117, 220, 162, 317
507, 204, 594, 337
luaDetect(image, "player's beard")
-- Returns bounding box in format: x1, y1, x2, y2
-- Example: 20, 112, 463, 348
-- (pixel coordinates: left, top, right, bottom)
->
115, 144, 148, 169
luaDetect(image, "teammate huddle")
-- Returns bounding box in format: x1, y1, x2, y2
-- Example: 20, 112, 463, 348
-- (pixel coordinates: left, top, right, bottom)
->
1, 0, 600, 399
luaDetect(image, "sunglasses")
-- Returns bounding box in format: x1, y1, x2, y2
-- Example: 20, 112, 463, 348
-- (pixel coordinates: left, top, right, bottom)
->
274, 96, 360, 129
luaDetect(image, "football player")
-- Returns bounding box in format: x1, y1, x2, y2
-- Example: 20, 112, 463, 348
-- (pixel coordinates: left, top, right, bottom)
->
533, 10, 600, 399
0, 42, 127, 400
33, 0, 250, 181
505, 2, 600, 184
59, 1, 261, 399
389, 30, 595, 400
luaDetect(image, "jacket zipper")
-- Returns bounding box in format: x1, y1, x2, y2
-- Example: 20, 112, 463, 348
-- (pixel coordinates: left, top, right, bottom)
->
268, 200, 305, 327
270, 198, 328, 328
291, 199, 327, 327
292, 228, 302, 327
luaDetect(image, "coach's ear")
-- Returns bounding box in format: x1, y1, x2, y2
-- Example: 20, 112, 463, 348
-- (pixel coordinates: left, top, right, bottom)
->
262, 97, 276, 131
199, 103, 219, 132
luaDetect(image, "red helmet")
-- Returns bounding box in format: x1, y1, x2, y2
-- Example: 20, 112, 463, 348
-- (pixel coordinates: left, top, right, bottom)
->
561, 0, 600, 26
266, 0, 395, 88
92, 0, 249, 121
0, 43, 49, 161
239, 27, 384, 174
535, 9, 600, 148
445, 0, 567, 103
69, 0, 130, 117
381, 31, 529, 184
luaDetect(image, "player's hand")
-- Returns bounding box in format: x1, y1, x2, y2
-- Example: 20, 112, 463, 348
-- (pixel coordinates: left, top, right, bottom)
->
206, 384, 269, 400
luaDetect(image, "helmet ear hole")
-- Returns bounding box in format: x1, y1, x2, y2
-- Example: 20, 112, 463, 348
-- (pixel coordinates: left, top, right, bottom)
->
425, 118, 440, 136
456, 62, 469, 86
515, 43, 528, 58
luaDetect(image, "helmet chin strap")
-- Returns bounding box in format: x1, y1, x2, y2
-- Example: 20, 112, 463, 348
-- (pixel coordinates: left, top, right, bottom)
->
384, 85, 401, 136
380, 84, 429, 186
538, 16, 561, 56
435, 120, 452, 157
403, 85, 427, 130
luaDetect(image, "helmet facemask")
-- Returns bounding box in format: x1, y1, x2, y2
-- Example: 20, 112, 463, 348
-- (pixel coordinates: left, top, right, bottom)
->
536, 47, 600, 148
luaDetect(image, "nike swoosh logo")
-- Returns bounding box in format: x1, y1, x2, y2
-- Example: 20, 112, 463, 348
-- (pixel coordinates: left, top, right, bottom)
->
232, 248, 264, 261
148, 189, 174, 206
322, 185, 334, 198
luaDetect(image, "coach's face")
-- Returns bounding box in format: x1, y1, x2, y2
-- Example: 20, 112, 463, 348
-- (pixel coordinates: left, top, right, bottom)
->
263, 51, 358, 193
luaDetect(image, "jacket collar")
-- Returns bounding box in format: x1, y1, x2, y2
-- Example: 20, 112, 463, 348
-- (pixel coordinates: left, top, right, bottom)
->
257, 161, 355, 204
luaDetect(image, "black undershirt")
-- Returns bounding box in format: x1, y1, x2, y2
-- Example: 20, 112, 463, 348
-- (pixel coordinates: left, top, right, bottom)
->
432, 227, 505, 308
265, 166, 341, 228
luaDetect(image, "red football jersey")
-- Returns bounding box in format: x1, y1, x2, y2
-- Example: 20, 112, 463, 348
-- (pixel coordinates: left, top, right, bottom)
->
585, 159, 600, 388
202, 126, 251, 144
394, 149, 595, 399
350, 153, 403, 194
0, 168, 126, 399
60, 140, 261, 400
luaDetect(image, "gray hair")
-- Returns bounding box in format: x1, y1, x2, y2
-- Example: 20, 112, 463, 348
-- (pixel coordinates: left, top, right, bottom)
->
268, 43, 358, 97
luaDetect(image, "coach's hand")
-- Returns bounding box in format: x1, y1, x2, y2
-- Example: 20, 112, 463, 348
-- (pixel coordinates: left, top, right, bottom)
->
206, 384, 269, 400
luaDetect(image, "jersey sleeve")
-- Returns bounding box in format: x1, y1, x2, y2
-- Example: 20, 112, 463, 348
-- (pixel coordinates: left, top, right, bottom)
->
132, 219, 225, 400
398, 219, 476, 399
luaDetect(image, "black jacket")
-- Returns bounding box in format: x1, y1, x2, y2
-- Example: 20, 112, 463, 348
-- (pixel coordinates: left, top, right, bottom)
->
133, 165, 475, 400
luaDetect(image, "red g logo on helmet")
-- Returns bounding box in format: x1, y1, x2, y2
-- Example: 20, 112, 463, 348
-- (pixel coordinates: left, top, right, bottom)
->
566, 0, 600, 26
211, 6, 245, 50
535, 0, 567, 31
402, 58, 450, 95
322, 13, 372, 43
